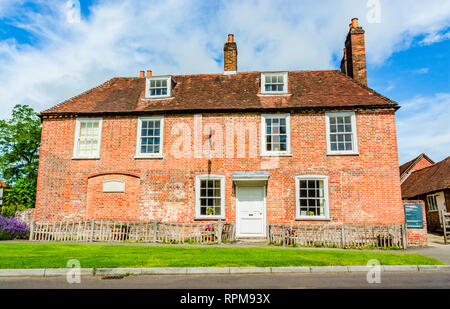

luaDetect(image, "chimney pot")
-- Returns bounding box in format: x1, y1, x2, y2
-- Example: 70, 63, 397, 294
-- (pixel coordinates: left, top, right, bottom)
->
147, 70, 152, 77
228, 34, 234, 43
139, 71, 145, 78
351, 18, 359, 28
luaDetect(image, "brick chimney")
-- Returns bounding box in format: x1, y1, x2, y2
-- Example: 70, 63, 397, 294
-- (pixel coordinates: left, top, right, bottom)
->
340, 18, 367, 86
224, 34, 237, 74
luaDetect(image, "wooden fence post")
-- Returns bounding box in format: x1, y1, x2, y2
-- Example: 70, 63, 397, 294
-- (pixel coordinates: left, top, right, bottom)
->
266, 224, 270, 244
90, 220, 95, 242
402, 224, 408, 249
217, 219, 222, 244
231, 222, 236, 241
153, 220, 158, 243
29, 220, 35, 241
341, 225, 345, 248
281, 224, 286, 247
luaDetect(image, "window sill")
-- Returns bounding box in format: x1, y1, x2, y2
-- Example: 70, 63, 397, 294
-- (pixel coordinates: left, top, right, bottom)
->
71, 157, 100, 160
194, 217, 226, 221
260, 153, 293, 157
257, 93, 292, 97
134, 155, 164, 159
141, 97, 174, 101
326, 152, 359, 156
295, 217, 331, 221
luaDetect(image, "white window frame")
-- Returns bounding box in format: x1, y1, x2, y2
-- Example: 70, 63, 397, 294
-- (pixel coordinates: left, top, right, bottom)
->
195, 174, 226, 220
145, 76, 172, 99
261, 72, 288, 95
72, 118, 102, 159
295, 175, 330, 221
427, 194, 439, 212
325, 112, 359, 155
135, 116, 164, 158
261, 113, 291, 156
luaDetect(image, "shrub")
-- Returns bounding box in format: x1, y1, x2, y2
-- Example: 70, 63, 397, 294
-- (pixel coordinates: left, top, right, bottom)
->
0, 216, 29, 240
1, 204, 27, 218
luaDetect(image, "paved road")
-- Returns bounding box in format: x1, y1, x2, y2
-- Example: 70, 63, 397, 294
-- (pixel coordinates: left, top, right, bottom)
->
1, 272, 449, 289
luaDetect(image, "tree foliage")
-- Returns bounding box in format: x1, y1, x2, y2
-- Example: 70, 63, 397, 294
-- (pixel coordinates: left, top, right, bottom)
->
0, 105, 41, 182
0, 105, 41, 215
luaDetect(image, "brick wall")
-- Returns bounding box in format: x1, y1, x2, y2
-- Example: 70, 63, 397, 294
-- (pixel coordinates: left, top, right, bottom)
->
403, 200, 428, 247
35, 109, 404, 226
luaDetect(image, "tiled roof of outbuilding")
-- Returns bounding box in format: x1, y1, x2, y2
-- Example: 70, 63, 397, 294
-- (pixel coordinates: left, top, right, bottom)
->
399, 153, 435, 177
401, 156, 450, 198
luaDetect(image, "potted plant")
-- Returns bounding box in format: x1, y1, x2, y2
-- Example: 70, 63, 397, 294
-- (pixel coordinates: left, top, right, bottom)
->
285, 228, 296, 245
204, 224, 216, 242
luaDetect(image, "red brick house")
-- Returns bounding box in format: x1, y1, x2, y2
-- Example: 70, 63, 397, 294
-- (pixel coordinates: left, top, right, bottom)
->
35, 18, 405, 238
402, 156, 450, 231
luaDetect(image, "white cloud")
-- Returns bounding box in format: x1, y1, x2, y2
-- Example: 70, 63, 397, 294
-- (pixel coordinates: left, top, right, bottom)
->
420, 31, 450, 45
0, 0, 449, 121
397, 93, 450, 163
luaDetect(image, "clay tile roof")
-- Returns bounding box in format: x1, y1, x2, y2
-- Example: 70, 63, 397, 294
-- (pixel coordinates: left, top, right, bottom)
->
399, 153, 435, 177
0, 181, 7, 188
41, 70, 398, 116
401, 156, 450, 198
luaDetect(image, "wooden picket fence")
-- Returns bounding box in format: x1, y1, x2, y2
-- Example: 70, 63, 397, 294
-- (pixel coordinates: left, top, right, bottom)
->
268, 224, 407, 249
29, 220, 236, 244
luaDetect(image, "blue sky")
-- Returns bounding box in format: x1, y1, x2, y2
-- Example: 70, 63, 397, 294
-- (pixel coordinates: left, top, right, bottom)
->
0, 0, 449, 164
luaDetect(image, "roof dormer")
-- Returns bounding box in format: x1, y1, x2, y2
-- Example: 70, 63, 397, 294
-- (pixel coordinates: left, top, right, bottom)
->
260, 71, 288, 95
145, 73, 173, 99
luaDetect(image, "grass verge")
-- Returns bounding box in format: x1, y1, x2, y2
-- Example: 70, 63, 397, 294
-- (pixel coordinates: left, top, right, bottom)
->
0, 243, 443, 268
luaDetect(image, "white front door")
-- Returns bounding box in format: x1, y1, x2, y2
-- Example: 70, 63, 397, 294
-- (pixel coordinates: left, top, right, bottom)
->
236, 186, 266, 237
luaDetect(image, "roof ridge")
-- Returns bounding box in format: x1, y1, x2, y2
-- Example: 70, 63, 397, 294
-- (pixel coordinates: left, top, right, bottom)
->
117, 69, 341, 79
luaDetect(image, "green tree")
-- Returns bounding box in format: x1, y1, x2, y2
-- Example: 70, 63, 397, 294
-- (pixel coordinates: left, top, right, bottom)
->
0, 105, 41, 181
0, 105, 41, 216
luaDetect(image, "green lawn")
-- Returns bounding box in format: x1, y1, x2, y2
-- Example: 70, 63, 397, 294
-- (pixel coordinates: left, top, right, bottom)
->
0, 243, 443, 269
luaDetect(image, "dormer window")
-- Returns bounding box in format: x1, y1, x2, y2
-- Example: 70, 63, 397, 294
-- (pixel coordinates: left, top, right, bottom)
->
261, 72, 288, 94
146, 76, 172, 98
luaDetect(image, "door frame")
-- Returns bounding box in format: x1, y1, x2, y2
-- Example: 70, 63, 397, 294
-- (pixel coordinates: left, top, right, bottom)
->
235, 184, 267, 238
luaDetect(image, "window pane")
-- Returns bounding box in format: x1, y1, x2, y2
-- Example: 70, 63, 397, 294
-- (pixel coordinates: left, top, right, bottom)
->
77, 121, 100, 157
298, 178, 326, 217
199, 178, 222, 216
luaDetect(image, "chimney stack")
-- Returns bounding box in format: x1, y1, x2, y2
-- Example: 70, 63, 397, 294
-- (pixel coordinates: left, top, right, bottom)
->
224, 34, 237, 74
139, 71, 145, 78
340, 18, 367, 86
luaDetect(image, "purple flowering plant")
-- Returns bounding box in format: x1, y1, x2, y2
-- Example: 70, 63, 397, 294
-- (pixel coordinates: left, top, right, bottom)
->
0, 216, 29, 240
